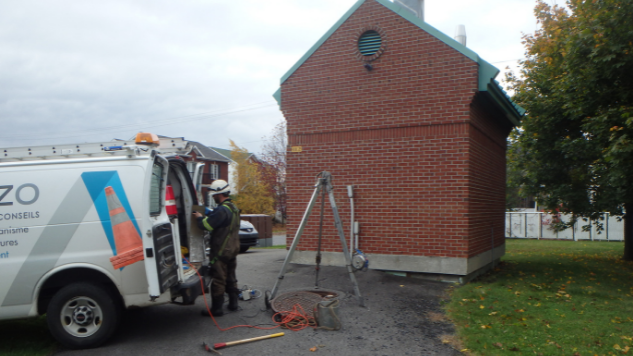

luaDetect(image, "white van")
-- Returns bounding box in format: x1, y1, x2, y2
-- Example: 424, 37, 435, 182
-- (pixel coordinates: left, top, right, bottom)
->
0, 133, 208, 349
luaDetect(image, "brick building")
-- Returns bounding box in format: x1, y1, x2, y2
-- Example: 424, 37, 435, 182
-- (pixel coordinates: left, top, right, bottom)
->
274, 0, 523, 280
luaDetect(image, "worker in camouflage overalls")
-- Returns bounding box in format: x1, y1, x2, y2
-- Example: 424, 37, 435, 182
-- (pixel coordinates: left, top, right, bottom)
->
193, 179, 241, 317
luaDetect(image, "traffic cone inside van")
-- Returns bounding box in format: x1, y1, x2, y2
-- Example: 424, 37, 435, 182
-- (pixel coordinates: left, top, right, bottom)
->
165, 185, 178, 216
106, 186, 144, 269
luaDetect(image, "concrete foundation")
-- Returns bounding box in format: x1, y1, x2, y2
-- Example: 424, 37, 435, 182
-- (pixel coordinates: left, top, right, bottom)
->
289, 243, 505, 284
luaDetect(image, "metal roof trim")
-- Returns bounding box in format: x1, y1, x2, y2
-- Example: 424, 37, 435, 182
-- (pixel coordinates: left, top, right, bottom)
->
279, 0, 367, 84
273, 87, 281, 105
485, 80, 524, 125
376, 0, 481, 62
275, 0, 524, 125
276, 0, 494, 88
278, 0, 484, 86
478, 58, 500, 92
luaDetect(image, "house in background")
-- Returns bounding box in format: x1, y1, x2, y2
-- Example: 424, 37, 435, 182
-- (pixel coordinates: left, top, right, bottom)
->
208, 146, 260, 195
275, 0, 524, 281
158, 136, 230, 206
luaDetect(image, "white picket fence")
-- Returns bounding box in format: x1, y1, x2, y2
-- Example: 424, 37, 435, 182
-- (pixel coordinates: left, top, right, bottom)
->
505, 212, 624, 241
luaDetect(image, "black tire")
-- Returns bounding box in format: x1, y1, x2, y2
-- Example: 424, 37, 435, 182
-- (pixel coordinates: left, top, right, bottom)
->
240, 245, 250, 253
46, 283, 121, 349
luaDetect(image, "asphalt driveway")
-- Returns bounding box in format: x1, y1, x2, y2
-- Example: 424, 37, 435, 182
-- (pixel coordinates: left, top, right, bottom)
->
55, 248, 460, 356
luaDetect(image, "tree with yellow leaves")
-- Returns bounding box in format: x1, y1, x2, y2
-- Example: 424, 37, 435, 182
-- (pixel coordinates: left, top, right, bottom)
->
229, 140, 274, 215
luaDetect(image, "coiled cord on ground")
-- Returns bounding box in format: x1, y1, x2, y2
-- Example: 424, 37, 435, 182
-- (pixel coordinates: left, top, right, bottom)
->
185, 257, 320, 332
272, 304, 317, 331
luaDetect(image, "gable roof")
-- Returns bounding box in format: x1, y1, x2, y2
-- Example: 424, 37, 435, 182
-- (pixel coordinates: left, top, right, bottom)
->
208, 147, 233, 161
273, 0, 524, 125
186, 141, 231, 162
208, 147, 258, 162
155, 135, 230, 162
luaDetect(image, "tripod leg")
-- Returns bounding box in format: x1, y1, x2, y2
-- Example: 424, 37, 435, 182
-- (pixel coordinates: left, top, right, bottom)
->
323, 173, 365, 307
269, 182, 322, 302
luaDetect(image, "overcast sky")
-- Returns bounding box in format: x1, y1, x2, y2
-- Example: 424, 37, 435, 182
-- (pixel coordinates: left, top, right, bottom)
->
0, 0, 542, 154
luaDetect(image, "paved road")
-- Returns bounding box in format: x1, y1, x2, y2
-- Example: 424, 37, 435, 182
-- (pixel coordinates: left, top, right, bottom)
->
55, 249, 460, 356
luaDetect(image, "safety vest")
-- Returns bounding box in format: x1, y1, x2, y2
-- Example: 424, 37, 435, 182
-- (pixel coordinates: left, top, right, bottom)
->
205, 200, 240, 263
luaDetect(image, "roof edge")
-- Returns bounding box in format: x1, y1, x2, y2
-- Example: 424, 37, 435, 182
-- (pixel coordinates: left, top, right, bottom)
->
485, 80, 524, 125
478, 58, 500, 92
279, 0, 367, 84
279, 0, 486, 86
208, 147, 233, 162
273, 88, 281, 106
375, 0, 480, 63
275, 0, 524, 125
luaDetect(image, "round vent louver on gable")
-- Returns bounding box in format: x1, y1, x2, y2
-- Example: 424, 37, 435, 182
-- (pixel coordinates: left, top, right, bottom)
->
358, 30, 382, 56
354, 26, 386, 63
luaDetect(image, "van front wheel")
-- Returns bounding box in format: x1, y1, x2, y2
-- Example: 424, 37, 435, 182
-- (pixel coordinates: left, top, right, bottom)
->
47, 283, 120, 349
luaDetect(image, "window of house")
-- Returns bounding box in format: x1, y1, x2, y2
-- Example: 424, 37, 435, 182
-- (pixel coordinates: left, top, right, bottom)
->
209, 164, 219, 180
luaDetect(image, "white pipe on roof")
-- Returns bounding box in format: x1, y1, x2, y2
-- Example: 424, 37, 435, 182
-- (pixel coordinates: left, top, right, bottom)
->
455, 24, 467, 46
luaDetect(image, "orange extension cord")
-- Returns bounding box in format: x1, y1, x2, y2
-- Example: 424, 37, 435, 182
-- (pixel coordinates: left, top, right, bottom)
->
185, 257, 317, 332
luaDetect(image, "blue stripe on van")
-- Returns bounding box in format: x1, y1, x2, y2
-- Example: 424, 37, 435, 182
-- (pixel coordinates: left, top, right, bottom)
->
81, 172, 141, 256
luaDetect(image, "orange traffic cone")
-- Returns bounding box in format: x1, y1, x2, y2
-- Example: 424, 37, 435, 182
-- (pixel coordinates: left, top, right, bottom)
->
165, 185, 177, 216
106, 186, 144, 269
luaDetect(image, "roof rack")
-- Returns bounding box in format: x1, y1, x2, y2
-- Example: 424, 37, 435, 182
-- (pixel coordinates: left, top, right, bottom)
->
0, 141, 152, 162
0, 133, 173, 162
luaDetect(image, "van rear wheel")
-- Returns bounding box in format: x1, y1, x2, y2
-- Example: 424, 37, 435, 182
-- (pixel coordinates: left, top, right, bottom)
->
47, 283, 120, 349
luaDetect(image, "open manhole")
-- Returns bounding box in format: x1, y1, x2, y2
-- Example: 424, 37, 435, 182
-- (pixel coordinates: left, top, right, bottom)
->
271, 289, 342, 318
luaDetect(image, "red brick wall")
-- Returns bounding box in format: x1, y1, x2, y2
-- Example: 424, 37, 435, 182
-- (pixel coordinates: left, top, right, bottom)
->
218, 162, 228, 182
467, 93, 513, 257
282, 0, 506, 261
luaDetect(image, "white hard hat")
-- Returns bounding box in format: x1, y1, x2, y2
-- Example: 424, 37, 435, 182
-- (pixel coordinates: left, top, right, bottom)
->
209, 179, 230, 196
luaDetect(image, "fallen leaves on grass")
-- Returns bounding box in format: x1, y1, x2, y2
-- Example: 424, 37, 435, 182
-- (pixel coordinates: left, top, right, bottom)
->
446, 240, 633, 356
614, 344, 631, 353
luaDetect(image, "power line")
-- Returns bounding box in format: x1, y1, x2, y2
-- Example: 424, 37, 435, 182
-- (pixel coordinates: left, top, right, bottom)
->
0, 101, 275, 139
1, 101, 279, 142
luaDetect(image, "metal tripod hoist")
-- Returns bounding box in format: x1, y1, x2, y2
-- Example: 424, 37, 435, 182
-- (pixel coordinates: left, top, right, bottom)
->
265, 171, 364, 308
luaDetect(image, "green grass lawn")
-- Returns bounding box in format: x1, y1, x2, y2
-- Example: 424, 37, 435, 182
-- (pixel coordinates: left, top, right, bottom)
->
253, 245, 286, 249
3, 239, 630, 356
445, 239, 633, 356
0, 315, 57, 356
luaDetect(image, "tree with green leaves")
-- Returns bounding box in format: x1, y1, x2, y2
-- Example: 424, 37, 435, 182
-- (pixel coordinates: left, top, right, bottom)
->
229, 140, 274, 215
506, 128, 529, 211
506, 0, 633, 259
